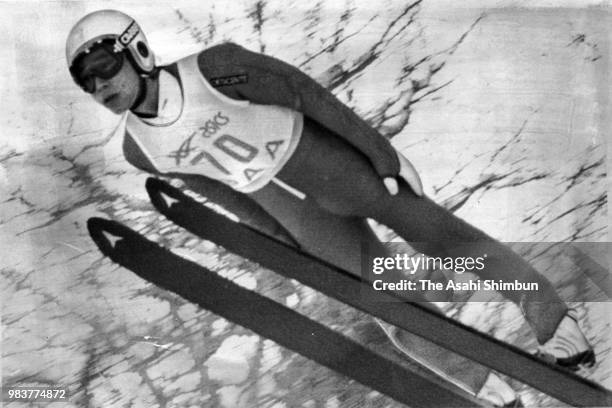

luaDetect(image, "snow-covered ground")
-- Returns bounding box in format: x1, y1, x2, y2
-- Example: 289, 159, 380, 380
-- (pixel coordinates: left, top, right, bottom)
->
1, 1, 610, 407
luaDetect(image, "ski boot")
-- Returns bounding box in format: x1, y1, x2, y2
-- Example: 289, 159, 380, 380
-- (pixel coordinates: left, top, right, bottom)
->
476, 372, 523, 407
536, 308, 595, 371
376, 319, 523, 407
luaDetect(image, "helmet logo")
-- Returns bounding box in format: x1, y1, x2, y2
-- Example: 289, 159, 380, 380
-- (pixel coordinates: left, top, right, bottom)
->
114, 20, 140, 51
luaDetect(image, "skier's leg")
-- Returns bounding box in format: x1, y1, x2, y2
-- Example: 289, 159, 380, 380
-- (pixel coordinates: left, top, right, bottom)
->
370, 187, 567, 344
249, 184, 495, 397
251, 182, 448, 301
277, 118, 567, 344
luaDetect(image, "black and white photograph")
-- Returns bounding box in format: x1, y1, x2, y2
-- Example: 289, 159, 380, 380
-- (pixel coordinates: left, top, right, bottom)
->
2, 1, 611, 407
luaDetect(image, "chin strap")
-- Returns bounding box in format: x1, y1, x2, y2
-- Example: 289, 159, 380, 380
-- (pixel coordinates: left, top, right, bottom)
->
130, 75, 149, 113
130, 67, 161, 117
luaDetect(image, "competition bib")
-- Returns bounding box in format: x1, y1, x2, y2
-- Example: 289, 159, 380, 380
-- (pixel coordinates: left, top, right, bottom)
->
126, 54, 302, 192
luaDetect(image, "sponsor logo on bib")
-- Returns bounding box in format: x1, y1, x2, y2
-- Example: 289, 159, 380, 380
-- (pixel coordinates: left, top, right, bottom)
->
210, 74, 248, 87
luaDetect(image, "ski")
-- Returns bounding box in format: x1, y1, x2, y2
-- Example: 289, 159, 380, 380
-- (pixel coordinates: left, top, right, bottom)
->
87, 217, 487, 408
144, 177, 612, 407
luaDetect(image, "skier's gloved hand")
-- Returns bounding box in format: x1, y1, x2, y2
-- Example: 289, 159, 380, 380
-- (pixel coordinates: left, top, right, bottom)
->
383, 150, 423, 197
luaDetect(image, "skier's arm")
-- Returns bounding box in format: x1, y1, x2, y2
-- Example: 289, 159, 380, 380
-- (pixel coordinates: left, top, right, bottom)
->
198, 43, 400, 179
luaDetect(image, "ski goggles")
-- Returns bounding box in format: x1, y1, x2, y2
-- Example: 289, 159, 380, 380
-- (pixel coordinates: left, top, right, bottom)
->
69, 40, 125, 94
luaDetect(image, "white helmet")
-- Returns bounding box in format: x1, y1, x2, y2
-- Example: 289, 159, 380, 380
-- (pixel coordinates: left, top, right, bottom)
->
66, 9, 155, 74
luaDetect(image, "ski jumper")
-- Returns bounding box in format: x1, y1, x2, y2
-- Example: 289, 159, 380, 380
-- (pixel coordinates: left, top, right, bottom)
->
123, 43, 567, 345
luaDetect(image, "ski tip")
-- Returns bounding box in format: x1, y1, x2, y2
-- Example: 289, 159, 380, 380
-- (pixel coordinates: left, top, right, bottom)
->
145, 177, 187, 213
87, 217, 137, 257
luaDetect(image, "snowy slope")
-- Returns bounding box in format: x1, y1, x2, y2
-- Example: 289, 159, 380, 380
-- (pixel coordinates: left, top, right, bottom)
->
1, 1, 610, 407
